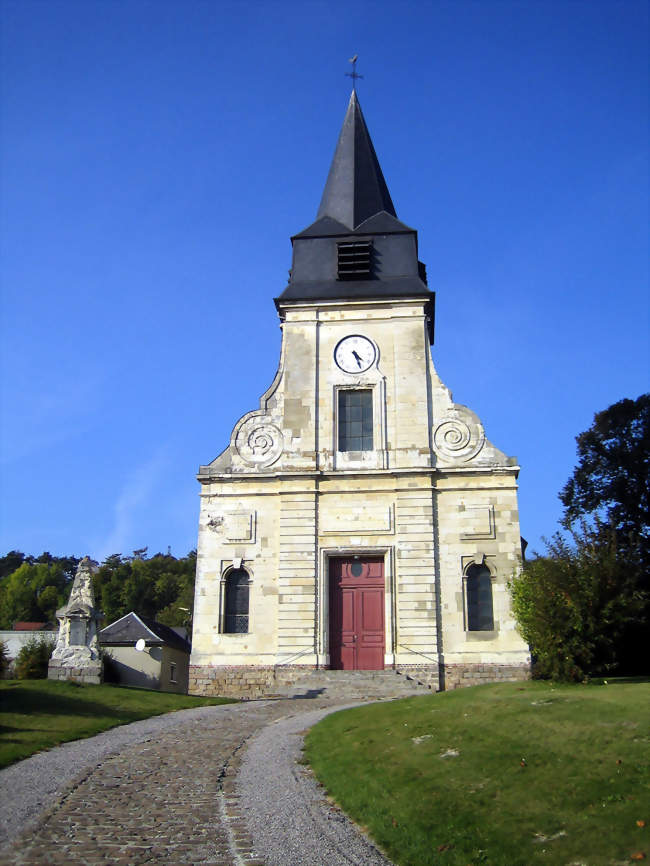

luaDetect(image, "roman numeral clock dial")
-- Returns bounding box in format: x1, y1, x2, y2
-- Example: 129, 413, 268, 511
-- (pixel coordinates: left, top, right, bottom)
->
334, 335, 376, 373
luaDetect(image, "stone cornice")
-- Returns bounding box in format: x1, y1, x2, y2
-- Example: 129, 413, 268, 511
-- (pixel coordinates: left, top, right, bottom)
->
197, 463, 520, 488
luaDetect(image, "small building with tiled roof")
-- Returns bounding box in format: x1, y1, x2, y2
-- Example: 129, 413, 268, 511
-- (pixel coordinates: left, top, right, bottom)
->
100, 612, 191, 693
12, 622, 54, 631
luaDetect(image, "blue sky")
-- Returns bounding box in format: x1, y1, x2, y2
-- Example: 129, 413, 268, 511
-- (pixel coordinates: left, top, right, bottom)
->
1, 0, 648, 561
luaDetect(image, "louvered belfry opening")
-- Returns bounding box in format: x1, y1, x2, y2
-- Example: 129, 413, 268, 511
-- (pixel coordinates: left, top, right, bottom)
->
337, 240, 372, 280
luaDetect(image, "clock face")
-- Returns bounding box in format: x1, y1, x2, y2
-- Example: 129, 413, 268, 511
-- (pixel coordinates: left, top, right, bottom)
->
334, 335, 376, 373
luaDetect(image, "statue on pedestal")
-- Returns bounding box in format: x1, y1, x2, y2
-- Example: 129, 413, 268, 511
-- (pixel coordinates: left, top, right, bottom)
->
48, 557, 103, 684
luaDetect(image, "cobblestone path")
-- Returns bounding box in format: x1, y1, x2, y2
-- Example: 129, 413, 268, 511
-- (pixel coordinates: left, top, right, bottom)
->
0, 699, 325, 866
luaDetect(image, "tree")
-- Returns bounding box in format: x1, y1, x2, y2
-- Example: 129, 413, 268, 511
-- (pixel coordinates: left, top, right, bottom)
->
560, 394, 649, 558
1, 549, 197, 630
0, 564, 41, 626
0, 551, 27, 579
36, 585, 62, 622
155, 551, 196, 629
0, 558, 78, 629
509, 521, 646, 681
557, 395, 649, 674
92, 550, 196, 625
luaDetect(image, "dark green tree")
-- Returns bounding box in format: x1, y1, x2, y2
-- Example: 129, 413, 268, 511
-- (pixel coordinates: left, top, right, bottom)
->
0, 551, 27, 579
92, 550, 196, 626
560, 394, 649, 559
559, 394, 649, 672
92, 554, 131, 624
509, 521, 646, 681
0, 557, 78, 629
155, 550, 196, 629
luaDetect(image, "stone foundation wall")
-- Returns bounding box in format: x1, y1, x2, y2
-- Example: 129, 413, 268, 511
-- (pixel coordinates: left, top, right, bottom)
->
443, 662, 530, 690
188, 664, 317, 699
48, 660, 102, 685
190, 662, 530, 698
394, 664, 440, 691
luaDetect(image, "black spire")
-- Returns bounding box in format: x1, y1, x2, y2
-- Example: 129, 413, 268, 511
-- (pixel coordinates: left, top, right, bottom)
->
276, 91, 434, 343
316, 91, 396, 230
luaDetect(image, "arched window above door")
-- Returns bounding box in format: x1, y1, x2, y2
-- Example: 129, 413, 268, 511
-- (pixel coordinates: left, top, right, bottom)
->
224, 568, 250, 634
466, 563, 494, 631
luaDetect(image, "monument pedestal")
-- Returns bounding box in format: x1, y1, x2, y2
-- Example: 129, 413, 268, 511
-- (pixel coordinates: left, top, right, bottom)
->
48, 557, 103, 684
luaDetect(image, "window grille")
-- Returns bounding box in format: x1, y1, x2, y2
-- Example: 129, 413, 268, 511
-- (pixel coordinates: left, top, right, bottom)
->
338, 389, 373, 451
337, 241, 372, 280
466, 564, 494, 631
224, 568, 250, 633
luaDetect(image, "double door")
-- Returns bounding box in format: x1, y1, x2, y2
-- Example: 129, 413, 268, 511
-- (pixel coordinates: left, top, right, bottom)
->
329, 556, 385, 670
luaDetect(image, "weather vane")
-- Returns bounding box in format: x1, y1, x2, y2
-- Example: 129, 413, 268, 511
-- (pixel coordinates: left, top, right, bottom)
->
345, 54, 363, 91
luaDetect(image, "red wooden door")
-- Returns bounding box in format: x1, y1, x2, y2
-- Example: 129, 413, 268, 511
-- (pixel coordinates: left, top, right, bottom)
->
329, 557, 385, 670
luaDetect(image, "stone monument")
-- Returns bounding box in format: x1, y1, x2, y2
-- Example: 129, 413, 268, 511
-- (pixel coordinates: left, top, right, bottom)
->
48, 557, 103, 684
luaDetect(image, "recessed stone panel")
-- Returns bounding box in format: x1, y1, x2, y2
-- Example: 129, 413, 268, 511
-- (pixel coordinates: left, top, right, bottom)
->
321, 502, 394, 535
460, 505, 496, 540
207, 511, 256, 543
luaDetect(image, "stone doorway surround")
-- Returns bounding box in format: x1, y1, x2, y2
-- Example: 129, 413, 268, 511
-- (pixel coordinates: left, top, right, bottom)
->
318, 546, 395, 669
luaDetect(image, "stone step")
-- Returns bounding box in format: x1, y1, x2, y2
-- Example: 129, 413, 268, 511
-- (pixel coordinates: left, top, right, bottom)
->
273, 668, 433, 701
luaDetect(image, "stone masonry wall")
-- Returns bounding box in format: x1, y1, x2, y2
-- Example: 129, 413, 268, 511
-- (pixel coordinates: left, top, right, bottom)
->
190, 662, 530, 698
394, 664, 440, 691
189, 664, 317, 699
48, 659, 102, 685
443, 662, 530, 690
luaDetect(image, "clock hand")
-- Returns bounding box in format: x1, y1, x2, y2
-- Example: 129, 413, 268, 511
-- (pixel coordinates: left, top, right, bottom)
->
352, 350, 363, 367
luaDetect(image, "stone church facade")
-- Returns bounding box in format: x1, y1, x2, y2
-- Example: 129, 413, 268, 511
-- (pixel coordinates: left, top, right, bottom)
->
189, 92, 530, 697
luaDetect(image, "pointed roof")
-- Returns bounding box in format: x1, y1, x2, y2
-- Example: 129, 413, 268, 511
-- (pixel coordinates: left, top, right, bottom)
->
316, 91, 396, 230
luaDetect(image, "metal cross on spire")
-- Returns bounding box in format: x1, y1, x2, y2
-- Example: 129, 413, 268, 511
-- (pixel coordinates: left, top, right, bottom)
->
345, 54, 363, 91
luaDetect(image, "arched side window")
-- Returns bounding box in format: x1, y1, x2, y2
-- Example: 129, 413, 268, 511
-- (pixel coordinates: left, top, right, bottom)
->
224, 568, 250, 634
466, 563, 494, 631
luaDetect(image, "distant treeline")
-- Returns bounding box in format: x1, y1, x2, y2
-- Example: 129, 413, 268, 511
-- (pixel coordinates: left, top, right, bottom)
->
0, 549, 196, 630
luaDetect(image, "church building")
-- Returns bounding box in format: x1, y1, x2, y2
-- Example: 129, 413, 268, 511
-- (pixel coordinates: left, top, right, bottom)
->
189, 92, 530, 697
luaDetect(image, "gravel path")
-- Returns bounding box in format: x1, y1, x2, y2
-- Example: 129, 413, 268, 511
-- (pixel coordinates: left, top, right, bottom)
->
239, 704, 393, 866
0, 697, 395, 865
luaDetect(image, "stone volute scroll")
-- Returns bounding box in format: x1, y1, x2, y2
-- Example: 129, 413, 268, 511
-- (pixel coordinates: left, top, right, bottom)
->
233, 411, 284, 469
431, 405, 486, 464
48, 557, 103, 684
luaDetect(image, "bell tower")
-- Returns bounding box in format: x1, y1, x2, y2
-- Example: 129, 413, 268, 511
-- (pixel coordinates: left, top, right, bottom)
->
189, 92, 530, 697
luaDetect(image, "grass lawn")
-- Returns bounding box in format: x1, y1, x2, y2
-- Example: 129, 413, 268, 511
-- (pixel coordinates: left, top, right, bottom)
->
0, 679, 235, 769
305, 679, 650, 866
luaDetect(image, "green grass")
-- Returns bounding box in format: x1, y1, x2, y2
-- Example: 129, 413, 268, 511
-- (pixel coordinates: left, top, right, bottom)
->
0, 679, 235, 769
305, 680, 650, 866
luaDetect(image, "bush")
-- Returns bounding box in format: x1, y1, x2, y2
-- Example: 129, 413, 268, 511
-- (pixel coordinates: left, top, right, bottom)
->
14, 637, 56, 679
509, 521, 646, 681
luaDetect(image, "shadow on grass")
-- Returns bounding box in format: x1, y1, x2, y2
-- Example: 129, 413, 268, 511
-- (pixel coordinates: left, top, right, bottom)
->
0, 685, 160, 721
0, 725, 29, 744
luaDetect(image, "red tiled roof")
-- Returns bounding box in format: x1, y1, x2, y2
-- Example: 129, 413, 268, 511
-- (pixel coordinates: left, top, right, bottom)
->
12, 622, 48, 631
